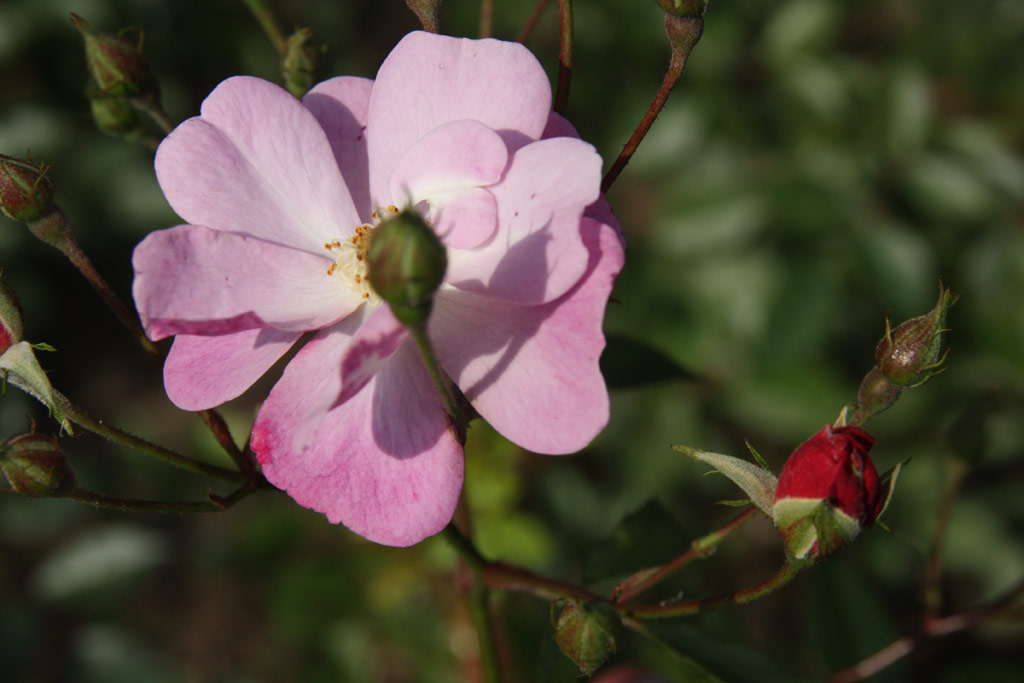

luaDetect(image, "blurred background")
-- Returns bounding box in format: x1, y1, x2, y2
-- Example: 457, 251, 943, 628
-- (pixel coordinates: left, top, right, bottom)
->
1, 0, 1023, 680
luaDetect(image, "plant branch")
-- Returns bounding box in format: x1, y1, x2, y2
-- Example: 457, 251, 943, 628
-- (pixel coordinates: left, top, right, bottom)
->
479, 0, 493, 38
516, 0, 551, 43
615, 506, 758, 605
922, 455, 967, 619
65, 484, 257, 513
554, 0, 573, 114
241, 0, 287, 54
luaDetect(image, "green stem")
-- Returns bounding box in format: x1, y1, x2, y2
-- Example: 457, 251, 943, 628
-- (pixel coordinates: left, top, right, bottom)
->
615, 506, 758, 605
479, 0, 493, 37
516, 0, 551, 43
601, 14, 704, 193
57, 392, 244, 482
622, 560, 804, 619
130, 95, 175, 135
921, 456, 967, 619
241, 0, 287, 54
554, 0, 573, 115
469, 584, 503, 683
66, 484, 257, 513
409, 324, 464, 434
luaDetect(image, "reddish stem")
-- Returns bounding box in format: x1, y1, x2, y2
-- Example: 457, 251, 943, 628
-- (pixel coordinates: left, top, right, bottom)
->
516, 0, 551, 43
554, 0, 573, 115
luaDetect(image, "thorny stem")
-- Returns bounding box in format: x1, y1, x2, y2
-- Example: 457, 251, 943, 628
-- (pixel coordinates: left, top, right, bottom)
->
56, 392, 245, 483
615, 506, 758, 605
601, 14, 705, 193
516, 0, 551, 43
479, 0, 494, 38
922, 456, 968, 619
241, 0, 287, 54
830, 577, 1024, 683
622, 560, 805, 619
554, 0, 573, 115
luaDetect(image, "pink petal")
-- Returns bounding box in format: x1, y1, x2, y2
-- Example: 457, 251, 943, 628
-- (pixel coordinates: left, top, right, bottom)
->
433, 187, 498, 249
336, 305, 408, 405
253, 338, 463, 547
389, 119, 508, 202
163, 328, 301, 410
445, 137, 601, 304
132, 225, 362, 339
303, 77, 374, 222
156, 76, 359, 253
431, 217, 625, 454
367, 31, 552, 206
542, 111, 579, 139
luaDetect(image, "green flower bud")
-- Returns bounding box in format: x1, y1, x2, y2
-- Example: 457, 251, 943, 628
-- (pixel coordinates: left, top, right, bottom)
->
875, 284, 959, 387
0, 154, 55, 223
282, 28, 320, 99
366, 209, 447, 328
71, 13, 155, 98
0, 276, 24, 355
0, 433, 74, 497
552, 598, 622, 677
654, 0, 707, 19
90, 96, 141, 136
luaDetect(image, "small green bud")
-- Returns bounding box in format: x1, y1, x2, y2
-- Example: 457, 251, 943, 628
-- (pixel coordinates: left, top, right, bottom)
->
71, 13, 156, 98
282, 28, 320, 99
654, 0, 707, 19
0, 276, 24, 355
90, 96, 141, 136
0, 433, 74, 497
552, 598, 622, 677
0, 154, 55, 223
367, 209, 447, 328
875, 284, 959, 387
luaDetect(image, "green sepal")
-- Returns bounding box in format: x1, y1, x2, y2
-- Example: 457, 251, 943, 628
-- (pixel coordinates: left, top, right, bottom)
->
771, 497, 861, 562
674, 444, 778, 517
0, 341, 73, 434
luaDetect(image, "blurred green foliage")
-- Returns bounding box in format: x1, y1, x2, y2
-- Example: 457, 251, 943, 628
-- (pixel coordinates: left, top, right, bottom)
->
1, 0, 1023, 680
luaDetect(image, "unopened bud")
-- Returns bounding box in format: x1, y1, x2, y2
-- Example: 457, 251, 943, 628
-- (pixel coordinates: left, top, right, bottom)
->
71, 13, 155, 98
0, 433, 74, 497
772, 425, 882, 562
282, 28, 320, 99
875, 284, 959, 387
0, 276, 24, 355
90, 96, 141, 136
0, 154, 55, 223
367, 209, 447, 328
654, 0, 707, 18
552, 598, 622, 677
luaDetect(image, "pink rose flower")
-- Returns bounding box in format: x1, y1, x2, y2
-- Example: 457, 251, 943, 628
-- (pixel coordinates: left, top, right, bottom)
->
132, 32, 624, 546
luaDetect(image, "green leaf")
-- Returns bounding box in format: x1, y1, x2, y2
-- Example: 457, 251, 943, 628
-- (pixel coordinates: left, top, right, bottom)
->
876, 460, 907, 522
600, 333, 699, 389
674, 445, 778, 516
585, 502, 685, 581
643, 621, 812, 683
745, 440, 771, 470
0, 341, 72, 434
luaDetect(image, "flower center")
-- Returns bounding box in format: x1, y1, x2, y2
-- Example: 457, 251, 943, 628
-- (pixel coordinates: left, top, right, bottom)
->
323, 205, 400, 304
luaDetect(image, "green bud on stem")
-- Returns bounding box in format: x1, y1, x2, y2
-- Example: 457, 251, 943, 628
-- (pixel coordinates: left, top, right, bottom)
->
71, 13, 155, 98
282, 28, 320, 99
366, 209, 447, 328
0, 154, 55, 223
552, 598, 622, 677
875, 283, 959, 387
0, 433, 74, 497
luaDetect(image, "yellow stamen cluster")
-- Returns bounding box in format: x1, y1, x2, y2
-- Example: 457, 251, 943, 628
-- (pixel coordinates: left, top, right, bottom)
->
323, 205, 401, 303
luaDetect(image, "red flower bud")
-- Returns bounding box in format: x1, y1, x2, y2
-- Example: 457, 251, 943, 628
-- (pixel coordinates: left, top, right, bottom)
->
0, 153, 55, 223
71, 13, 155, 98
875, 284, 959, 387
0, 433, 74, 497
772, 425, 881, 561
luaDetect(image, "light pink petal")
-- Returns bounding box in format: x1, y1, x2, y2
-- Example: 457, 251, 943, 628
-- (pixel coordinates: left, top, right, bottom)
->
163, 328, 300, 410
156, 76, 359, 252
431, 217, 624, 454
433, 187, 498, 249
132, 225, 362, 340
389, 119, 508, 202
445, 137, 601, 304
337, 305, 408, 405
542, 111, 579, 139
254, 340, 463, 547
303, 77, 374, 222
367, 31, 552, 206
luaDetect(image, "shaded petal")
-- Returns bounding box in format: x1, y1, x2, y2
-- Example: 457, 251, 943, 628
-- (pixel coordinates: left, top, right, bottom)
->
434, 187, 498, 249
254, 340, 463, 547
446, 137, 601, 304
303, 76, 374, 222
389, 119, 508, 201
133, 225, 361, 339
156, 76, 359, 252
163, 328, 300, 410
432, 217, 624, 454
337, 305, 408, 405
367, 31, 551, 206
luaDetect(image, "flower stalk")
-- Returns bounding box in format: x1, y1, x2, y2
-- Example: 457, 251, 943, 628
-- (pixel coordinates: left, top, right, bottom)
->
517, 0, 551, 43
554, 0, 574, 114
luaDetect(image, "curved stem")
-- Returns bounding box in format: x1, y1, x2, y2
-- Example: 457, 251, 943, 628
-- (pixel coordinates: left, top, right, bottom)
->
241, 0, 287, 54
131, 95, 175, 135
479, 0, 494, 37
554, 0, 573, 115
516, 0, 551, 43
66, 484, 257, 513
615, 506, 758, 605
57, 392, 244, 483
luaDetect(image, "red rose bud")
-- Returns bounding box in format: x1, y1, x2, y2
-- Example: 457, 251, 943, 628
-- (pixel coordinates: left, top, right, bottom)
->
0, 276, 24, 355
0, 154, 55, 223
0, 433, 74, 497
71, 13, 155, 98
772, 425, 882, 562
875, 284, 959, 387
